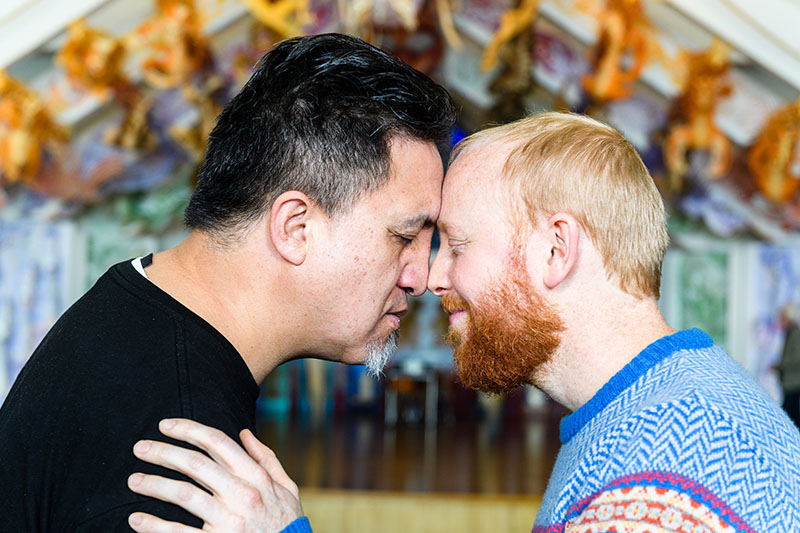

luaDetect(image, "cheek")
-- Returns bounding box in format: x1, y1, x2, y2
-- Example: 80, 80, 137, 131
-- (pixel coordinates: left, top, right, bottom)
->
448, 258, 470, 291
342, 257, 402, 314
372, 246, 405, 283
346, 240, 386, 278
451, 263, 490, 303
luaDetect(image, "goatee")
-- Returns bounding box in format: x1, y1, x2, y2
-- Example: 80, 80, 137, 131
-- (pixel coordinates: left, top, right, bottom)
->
365, 330, 398, 378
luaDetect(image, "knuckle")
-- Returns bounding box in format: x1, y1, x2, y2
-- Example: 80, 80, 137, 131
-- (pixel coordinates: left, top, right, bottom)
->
240, 486, 263, 508
208, 428, 226, 445
177, 483, 194, 502
187, 452, 206, 471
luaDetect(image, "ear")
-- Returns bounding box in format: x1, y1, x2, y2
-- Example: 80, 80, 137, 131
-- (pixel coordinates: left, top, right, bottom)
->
542, 212, 580, 289
269, 191, 314, 266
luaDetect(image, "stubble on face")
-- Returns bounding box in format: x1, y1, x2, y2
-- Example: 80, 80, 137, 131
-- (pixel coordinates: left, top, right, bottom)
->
442, 246, 564, 394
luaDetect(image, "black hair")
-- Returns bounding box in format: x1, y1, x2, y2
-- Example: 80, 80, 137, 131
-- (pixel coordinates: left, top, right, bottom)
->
184, 33, 457, 237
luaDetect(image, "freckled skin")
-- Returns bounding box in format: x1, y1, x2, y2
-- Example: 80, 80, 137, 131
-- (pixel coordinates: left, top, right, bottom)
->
305, 138, 444, 364
429, 144, 520, 314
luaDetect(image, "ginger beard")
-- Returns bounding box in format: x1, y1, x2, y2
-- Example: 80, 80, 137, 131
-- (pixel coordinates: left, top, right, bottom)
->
442, 246, 564, 394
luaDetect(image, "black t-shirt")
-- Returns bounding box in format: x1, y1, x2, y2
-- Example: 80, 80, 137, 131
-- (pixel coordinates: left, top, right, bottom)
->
0, 256, 260, 532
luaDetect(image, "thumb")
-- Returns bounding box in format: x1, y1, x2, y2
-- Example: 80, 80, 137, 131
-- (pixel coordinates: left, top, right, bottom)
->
240, 429, 299, 497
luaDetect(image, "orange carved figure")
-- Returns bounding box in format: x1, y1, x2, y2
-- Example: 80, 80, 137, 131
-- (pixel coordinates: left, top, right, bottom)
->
748, 99, 800, 204
241, 0, 312, 39
581, 0, 654, 103
57, 19, 155, 150
481, 0, 540, 72
132, 0, 213, 90
479, 0, 538, 122
435, 0, 461, 49
58, 19, 129, 99
0, 71, 68, 185
664, 39, 733, 193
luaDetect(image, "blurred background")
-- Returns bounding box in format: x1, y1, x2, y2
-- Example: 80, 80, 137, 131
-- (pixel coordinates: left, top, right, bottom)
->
2, 0, 800, 531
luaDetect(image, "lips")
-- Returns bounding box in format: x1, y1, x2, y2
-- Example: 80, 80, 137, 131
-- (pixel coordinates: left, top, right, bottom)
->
385, 309, 406, 329
384, 307, 408, 330
448, 309, 466, 324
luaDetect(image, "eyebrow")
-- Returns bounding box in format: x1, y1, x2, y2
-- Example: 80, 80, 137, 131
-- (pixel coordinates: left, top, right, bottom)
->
395, 215, 435, 233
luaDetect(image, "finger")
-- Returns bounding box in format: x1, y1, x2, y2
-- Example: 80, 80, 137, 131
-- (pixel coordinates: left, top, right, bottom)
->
128, 472, 221, 526
133, 440, 234, 497
157, 419, 259, 479
240, 429, 299, 497
128, 511, 200, 533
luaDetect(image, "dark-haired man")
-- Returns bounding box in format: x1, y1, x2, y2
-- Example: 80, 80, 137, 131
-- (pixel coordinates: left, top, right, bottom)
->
0, 33, 456, 531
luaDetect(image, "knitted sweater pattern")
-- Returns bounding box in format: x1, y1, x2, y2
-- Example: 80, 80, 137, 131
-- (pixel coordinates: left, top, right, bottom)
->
534, 329, 800, 533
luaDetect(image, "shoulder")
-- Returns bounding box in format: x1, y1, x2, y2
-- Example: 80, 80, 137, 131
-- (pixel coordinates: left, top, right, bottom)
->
560, 391, 800, 531
618, 384, 799, 474
603, 391, 800, 528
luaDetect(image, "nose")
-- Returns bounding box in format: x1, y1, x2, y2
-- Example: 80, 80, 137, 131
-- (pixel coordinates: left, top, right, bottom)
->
397, 241, 432, 297
427, 246, 450, 297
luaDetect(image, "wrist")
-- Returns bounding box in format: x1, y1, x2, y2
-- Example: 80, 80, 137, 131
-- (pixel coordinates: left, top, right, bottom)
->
279, 516, 312, 533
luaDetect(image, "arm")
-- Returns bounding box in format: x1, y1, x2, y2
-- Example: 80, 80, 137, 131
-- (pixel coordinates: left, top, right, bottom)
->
127, 419, 310, 533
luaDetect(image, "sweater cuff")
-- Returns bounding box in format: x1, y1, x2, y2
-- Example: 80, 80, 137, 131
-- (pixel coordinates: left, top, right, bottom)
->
280, 516, 312, 533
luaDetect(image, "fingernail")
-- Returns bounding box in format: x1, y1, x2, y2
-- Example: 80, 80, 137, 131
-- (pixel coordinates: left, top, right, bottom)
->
129, 473, 143, 487
134, 441, 151, 454
160, 419, 176, 430
129, 513, 143, 526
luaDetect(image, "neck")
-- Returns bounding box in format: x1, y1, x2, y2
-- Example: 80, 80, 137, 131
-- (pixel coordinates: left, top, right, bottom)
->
536, 292, 674, 412
144, 230, 297, 384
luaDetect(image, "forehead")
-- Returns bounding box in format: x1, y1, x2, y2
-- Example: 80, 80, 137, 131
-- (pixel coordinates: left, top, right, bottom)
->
360, 138, 444, 221
438, 144, 511, 233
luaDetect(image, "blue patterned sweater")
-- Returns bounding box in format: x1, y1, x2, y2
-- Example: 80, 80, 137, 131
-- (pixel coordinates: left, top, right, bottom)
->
534, 329, 800, 533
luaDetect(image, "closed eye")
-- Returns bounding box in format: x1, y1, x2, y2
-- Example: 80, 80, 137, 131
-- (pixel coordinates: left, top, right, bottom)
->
448, 240, 467, 256
394, 233, 414, 244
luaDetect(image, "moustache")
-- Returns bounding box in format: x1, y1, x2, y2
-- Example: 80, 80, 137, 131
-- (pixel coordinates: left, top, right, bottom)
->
441, 293, 469, 314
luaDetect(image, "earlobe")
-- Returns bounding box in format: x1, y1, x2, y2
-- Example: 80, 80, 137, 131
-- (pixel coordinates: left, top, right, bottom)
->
543, 213, 580, 289
269, 192, 313, 266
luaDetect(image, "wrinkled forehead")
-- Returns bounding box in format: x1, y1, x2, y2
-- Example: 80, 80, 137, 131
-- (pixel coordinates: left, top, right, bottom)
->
359, 136, 441, 207
388, 139, 444, 217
